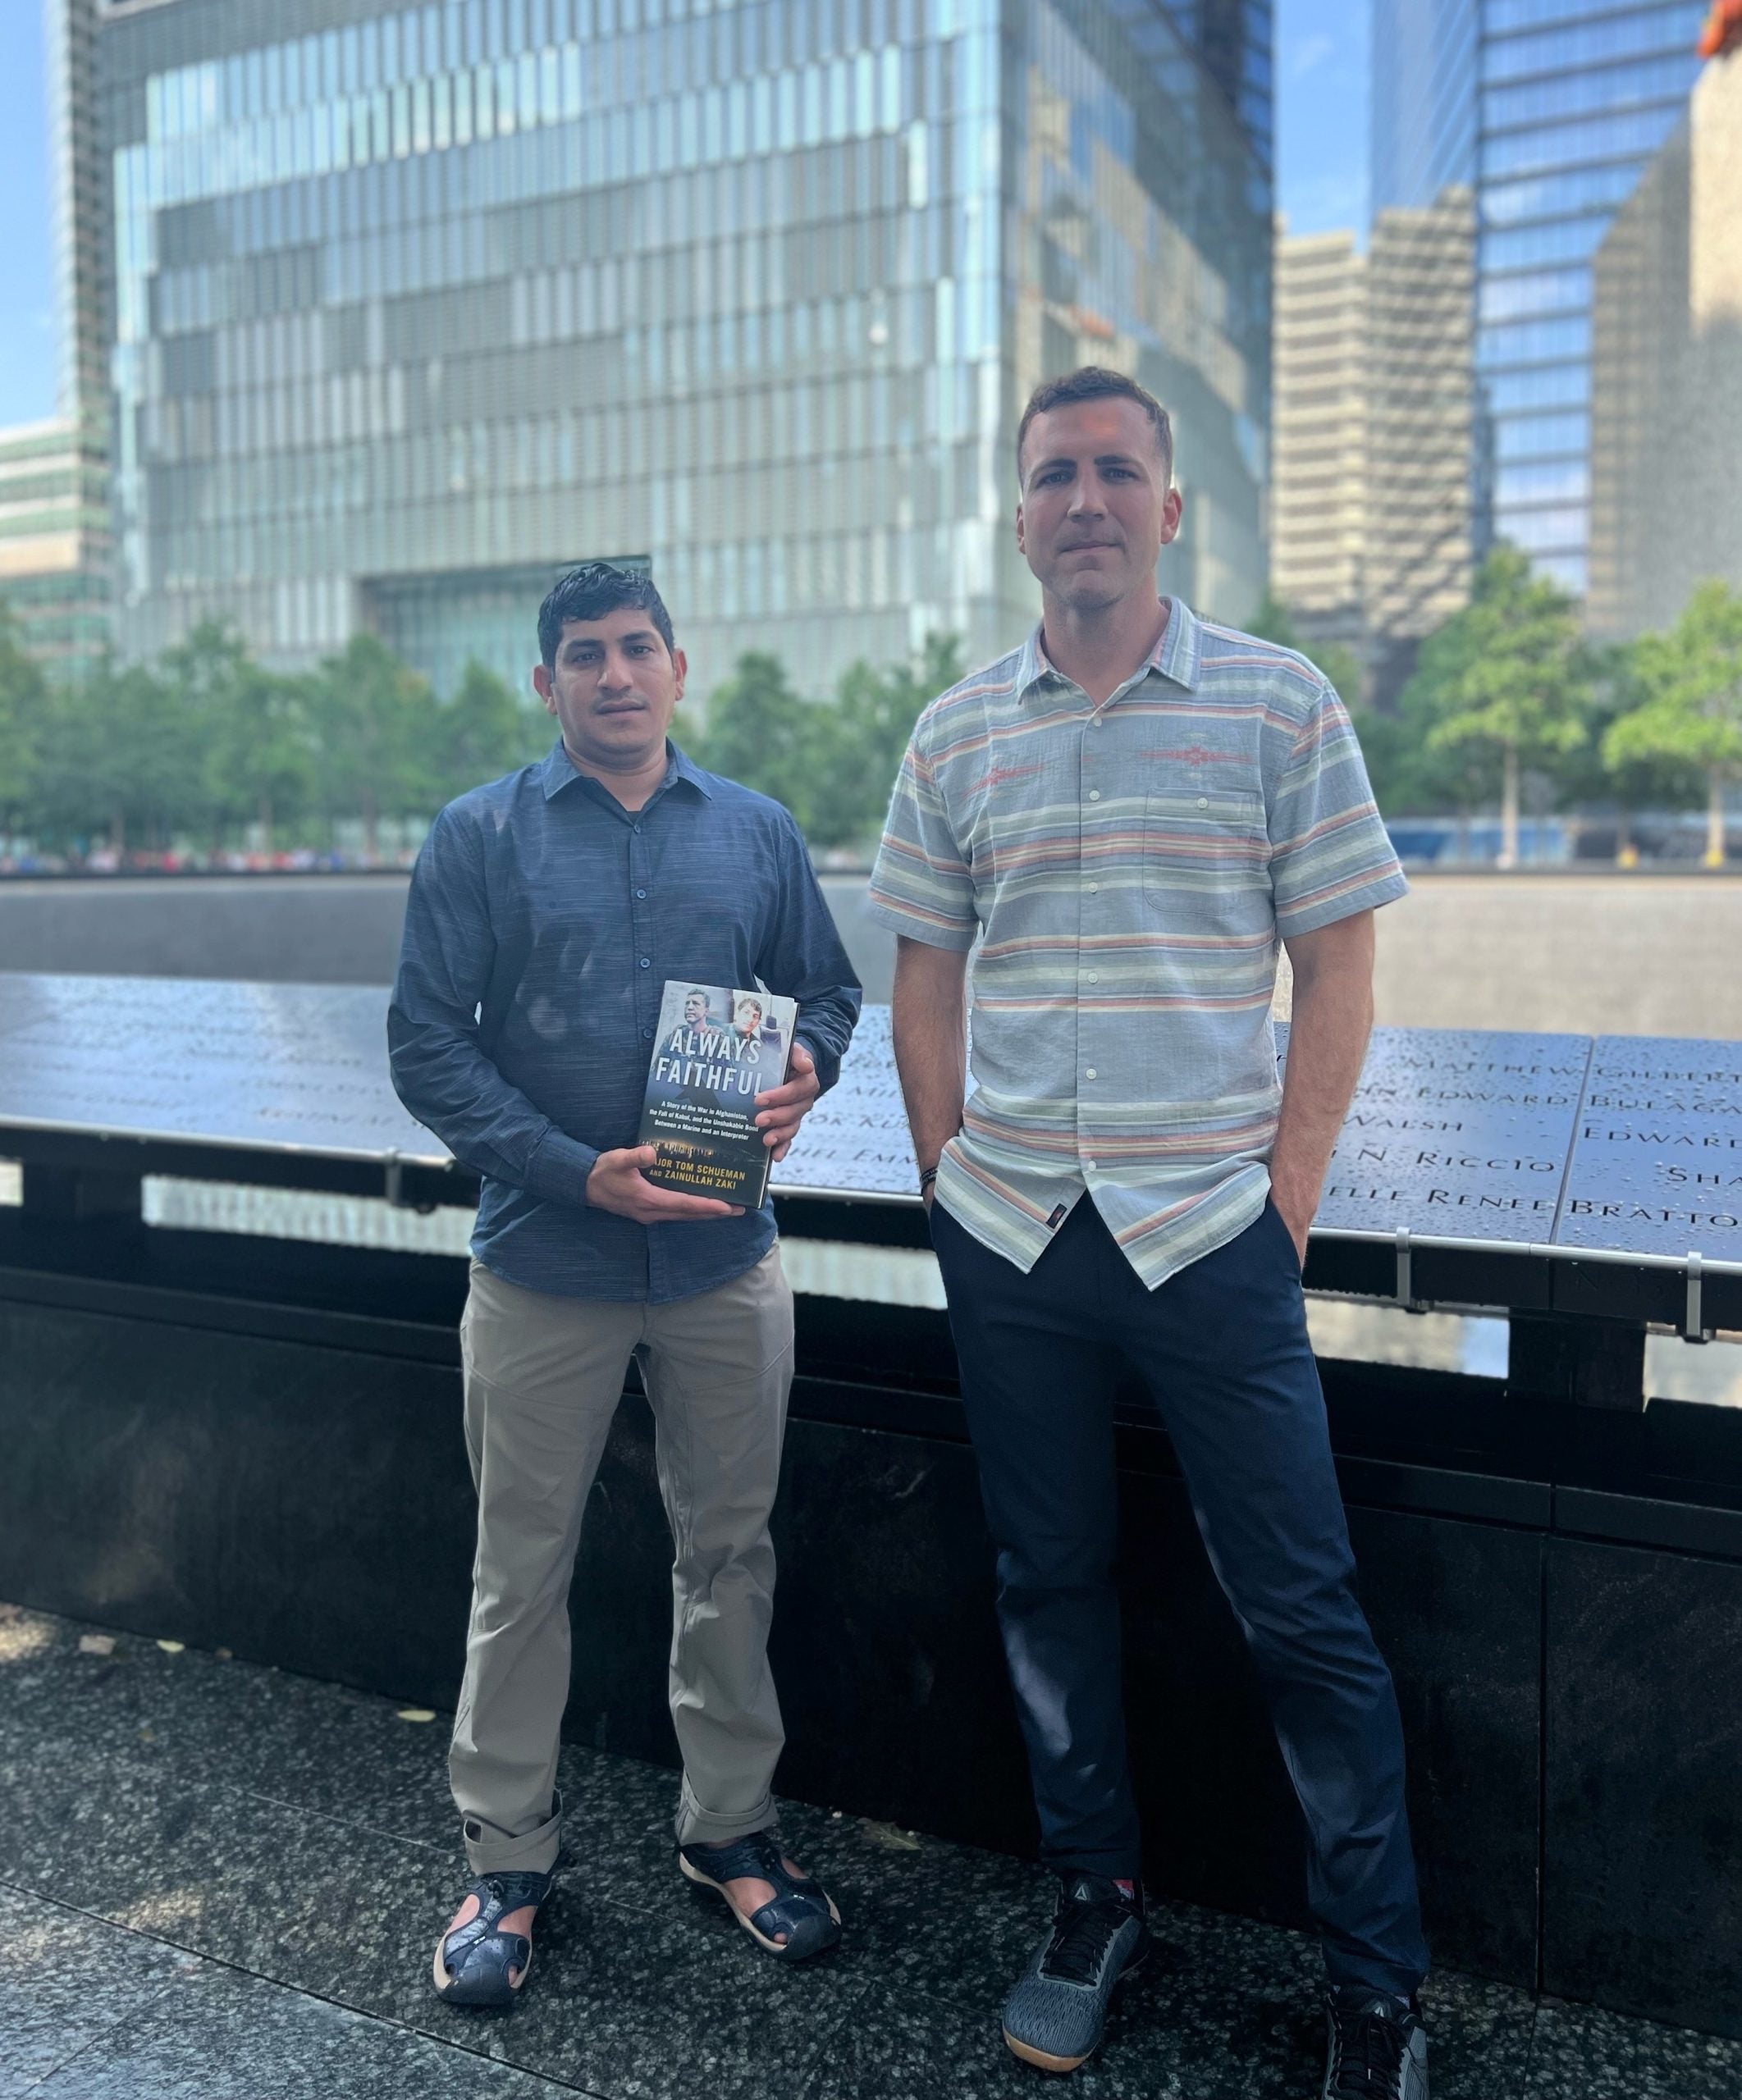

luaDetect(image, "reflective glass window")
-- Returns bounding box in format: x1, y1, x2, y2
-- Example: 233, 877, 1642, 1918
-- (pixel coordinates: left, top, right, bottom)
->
1492, 409, 1587, 460
1493, 501, 1586, 552
1484, 3, 1705, 82
1493, 458, 1589, 506
1475, 313, 1590, 367
1482, 161, 1645, 227
1479, 264, 1590, 322
1483, 50, 1699, 131
1479, 214, 1611, 272
1482, 103, 1689, 179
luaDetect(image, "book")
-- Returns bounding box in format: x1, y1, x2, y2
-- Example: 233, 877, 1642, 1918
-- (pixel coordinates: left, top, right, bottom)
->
638, 979, 798, 1208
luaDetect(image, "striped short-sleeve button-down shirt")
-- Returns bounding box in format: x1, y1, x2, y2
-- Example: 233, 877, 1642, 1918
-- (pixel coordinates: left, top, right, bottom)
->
866, 599, 1408, 1288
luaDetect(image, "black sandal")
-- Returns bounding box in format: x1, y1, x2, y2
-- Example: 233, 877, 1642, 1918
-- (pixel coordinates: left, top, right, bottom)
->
678, 1830, 841, 1960
431, 1869, 553, 2006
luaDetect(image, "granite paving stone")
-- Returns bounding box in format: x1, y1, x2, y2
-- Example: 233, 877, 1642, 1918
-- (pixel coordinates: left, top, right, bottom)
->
1525, 1996, 1742, 2099
16, 1956, 586, 2099
0, 1881, 198, 2098
0, 1601, 1735, 2100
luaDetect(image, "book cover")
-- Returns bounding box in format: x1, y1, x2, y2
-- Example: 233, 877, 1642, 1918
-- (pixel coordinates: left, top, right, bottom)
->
638, 980, 798, 1208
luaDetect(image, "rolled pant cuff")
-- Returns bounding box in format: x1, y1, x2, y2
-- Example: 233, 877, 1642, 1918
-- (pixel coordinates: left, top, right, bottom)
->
674, 1778, 778, 1848
462, 1796, 563, 1878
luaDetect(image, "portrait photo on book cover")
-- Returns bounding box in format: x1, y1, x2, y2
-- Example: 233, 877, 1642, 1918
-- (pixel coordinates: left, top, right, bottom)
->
638, 979, 798, 1207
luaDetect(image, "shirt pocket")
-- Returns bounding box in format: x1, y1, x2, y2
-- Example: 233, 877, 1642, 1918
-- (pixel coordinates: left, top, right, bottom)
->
1142, 787, 1271, 931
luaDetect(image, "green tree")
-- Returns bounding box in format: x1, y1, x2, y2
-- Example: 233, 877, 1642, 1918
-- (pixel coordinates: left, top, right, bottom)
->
1246, 590, 1364, 708
1553, 641, 1700, 862
435, 657, 547, 802
812, 632, 965, 851
70, 629, 227, 852
310, 633, 440, 856
208, 667, 317, 851
1409, 546, 1592, 866
0, 599, 46, 830
693, 636, 966, 853
1604, 579, 1742, 867
689, 651, 825, 833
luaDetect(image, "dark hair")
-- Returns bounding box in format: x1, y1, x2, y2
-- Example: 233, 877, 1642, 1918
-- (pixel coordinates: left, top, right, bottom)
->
537, 562, 674, 668
1015, 368, 1173, 483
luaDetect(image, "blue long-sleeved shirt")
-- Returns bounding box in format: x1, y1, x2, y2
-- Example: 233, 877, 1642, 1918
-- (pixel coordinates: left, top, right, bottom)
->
388, 738, 862, 1302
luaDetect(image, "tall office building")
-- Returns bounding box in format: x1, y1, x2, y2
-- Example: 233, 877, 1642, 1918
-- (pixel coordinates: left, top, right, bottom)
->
0, 0, 117, 684
0, 415, 113, 682
1271, 188, 1472, 701
1588, 48, 1742, 637
1372, 0, 1705, 599
77, 0, 1271, 705
1364, 186, 1474, 688
1270, 230, 1366, 652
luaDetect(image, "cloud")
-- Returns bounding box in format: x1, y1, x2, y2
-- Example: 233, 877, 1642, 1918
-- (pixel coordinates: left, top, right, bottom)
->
1289, 33, 1335, 79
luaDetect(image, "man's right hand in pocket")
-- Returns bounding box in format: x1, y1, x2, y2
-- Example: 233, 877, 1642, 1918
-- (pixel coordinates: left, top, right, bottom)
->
584, 1146, 745, 1223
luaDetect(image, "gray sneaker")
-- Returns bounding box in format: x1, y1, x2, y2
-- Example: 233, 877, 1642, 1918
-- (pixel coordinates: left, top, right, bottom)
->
1321, 1988, 1429, 2099
1001, 1872, 1149, 2074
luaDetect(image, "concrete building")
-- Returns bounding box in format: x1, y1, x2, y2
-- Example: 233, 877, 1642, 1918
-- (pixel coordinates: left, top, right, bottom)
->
1372, 0, 1706, 600
1270, 230, 1366, 660
1588, 49, 1742, 638
1271, 189, 1473, 701
1364, 186, 1475, 696
0, 416, 112, 682
71, 0, 1272, 703
1, 1, 116, 684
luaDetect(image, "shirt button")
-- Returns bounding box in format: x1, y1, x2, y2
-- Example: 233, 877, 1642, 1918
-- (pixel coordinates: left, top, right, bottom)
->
1086, 882, 1099, 894
638, 956, 652, 968
1087, 789, 1101, 802
633, 822, 644, 833
635, 888, 647, 898
1084, 970, 1099, 984
642, 1025, 655, 1039
1196, 795, 1209, 810
1085, 1067, 1098, 1080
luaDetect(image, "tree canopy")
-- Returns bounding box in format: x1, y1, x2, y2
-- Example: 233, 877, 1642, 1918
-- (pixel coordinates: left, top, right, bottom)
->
1603, 579, 1742, 865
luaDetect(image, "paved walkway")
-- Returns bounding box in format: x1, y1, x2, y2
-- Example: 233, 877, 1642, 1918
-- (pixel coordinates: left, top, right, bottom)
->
1, 1602, 1737, 2099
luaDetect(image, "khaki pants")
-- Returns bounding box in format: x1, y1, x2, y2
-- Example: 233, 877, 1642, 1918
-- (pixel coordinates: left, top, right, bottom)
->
450, 1247, 795, 1875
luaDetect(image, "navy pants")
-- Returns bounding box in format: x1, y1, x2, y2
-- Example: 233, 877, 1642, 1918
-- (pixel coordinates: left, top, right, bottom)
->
930, 1194, 1429, 1998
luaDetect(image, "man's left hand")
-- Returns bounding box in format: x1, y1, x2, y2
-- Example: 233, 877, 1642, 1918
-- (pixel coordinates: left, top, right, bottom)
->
755, 1040, 821, 1161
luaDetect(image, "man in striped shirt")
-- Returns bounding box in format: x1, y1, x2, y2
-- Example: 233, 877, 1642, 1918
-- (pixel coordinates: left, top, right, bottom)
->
868, 369, 1429, 2100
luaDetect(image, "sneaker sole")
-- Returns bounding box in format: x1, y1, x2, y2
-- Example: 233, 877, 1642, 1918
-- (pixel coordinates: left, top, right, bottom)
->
999, 1942, 1150, 2074
1002, 2031, 1092, 2075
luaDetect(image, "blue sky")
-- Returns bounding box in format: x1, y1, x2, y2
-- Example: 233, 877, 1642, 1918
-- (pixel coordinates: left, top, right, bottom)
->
0, 2, 1369, 427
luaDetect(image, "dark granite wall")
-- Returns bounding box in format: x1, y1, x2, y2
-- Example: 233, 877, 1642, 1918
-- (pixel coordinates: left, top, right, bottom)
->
0, 1274, 1738, 2035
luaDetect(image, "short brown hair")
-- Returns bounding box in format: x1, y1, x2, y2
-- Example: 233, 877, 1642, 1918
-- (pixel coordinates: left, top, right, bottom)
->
1016, 368, 1173, 484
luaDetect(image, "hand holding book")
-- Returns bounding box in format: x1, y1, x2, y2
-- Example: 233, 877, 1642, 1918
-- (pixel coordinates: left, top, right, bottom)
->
637, 981, 802, 1208
584, 1145, 747, 1222
751, 1039, 819, 1162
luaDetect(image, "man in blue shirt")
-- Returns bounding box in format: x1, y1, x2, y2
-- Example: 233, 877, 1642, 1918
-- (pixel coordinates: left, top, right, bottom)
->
391, 564, 861, 2005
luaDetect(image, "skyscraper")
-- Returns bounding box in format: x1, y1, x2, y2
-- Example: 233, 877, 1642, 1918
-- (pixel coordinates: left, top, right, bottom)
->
75, 0, 1271, 705
1372, 0, 1705, 599
1364, 186, 1475, 690
1270, 230, 1366, 652
1588, 48, 1742, 637
1271, 189, 1473, 702
0, 0, 116, 686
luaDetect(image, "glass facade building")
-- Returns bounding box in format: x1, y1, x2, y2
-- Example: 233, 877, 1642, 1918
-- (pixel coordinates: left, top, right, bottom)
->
0, 415, 113, 683
1372, 0, 1704, 597
87, 0, 1270, 704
